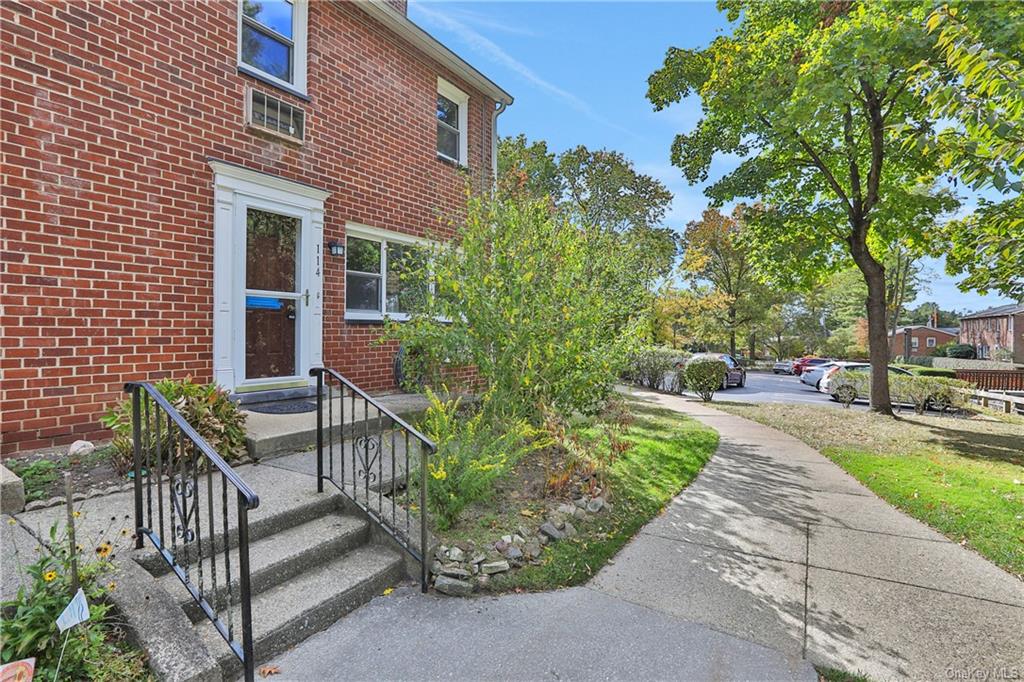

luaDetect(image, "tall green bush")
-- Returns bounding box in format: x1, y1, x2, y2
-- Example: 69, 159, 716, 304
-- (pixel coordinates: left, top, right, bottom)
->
386, 196, 656, 422
622, 347, 680, 390
683, 356, 727, 402
945, 343, 977, 359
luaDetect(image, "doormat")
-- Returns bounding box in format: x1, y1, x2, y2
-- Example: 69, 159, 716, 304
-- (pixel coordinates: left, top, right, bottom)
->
245, 401, 318, 414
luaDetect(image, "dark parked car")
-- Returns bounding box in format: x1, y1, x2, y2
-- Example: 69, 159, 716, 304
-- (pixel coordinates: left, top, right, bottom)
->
690, 353, 746, 389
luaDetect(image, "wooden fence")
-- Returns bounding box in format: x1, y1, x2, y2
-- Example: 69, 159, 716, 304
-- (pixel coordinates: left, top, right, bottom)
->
954, 369, 1024, 391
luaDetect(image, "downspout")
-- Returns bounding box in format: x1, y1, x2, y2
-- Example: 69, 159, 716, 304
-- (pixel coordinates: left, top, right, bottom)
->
491, 99, 509, 189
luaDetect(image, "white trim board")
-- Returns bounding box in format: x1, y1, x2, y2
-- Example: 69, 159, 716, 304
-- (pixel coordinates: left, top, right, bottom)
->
210, 161, 329, 392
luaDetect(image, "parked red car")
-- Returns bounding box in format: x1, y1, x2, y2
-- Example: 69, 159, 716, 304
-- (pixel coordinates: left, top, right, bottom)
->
792, 356, 831, 376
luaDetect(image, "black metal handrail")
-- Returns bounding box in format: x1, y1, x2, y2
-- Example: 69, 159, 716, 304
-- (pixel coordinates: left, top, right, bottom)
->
309, 367, 434, 591
125, 382, 259, 682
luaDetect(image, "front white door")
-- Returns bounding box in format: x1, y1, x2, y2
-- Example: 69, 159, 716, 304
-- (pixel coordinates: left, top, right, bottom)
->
234, 198, 311, 389
210, 161, 328, 393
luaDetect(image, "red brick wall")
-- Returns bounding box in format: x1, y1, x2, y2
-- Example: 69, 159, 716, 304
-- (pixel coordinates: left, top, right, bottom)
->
1, 0, 496, 454
888, 328, 957, 358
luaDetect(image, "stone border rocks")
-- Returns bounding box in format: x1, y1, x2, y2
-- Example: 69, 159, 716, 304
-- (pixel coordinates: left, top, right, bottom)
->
430, 495, 611, 597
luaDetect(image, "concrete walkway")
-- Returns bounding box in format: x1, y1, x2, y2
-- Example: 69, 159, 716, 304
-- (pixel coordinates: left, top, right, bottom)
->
597, 388, 1024, 681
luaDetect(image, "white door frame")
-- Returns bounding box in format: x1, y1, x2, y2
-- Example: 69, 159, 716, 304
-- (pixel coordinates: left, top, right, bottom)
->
209, 160, 329, 393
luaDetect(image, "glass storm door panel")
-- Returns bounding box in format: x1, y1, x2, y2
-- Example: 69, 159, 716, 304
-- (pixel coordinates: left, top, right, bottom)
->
244, 207, 301, 380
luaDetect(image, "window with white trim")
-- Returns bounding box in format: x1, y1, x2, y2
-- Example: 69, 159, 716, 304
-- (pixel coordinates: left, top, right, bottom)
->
911, 336, 919, 349
437, 78, 469, 165
345, 230, 430, 320
926, 336, 936, 348
239, 0, 307, 94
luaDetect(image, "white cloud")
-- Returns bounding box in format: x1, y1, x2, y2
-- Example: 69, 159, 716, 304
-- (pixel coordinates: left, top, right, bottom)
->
412, 3, 638, 138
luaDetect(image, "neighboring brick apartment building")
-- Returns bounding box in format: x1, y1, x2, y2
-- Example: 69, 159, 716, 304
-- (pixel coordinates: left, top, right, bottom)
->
888, 325, 959, 358
1, 0, 512, 454
959, 303, 1024, 363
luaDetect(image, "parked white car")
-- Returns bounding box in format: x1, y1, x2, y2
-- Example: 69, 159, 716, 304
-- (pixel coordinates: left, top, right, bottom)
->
800, 361, 842, 389
818, 362, 869, 393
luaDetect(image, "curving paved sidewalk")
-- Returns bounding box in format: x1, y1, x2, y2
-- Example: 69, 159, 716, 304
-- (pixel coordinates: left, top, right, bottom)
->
594, 388, 1024, 681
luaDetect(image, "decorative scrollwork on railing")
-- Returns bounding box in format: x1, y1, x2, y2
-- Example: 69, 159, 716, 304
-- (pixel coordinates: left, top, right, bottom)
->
354, 435, 380, 483
171, 476, 197, 543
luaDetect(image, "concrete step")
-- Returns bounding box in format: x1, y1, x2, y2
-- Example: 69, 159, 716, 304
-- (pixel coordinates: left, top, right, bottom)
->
197, 543, 406, 677
137, 490, 343, 577
262, 429, 425, 495
243, 392, 432, 460
157, 513, 370, 622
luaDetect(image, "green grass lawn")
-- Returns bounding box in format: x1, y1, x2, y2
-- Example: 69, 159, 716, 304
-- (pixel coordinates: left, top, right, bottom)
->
712, 402, 1024, 578
438, 400, 719, 592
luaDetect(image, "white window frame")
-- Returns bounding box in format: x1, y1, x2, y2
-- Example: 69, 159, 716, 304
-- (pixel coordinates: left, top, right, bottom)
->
237, 0, 308, 96
344, 223, 435, 322
437, 77, 469, 166
926, 337, 936, 348
911, 337, 919, 349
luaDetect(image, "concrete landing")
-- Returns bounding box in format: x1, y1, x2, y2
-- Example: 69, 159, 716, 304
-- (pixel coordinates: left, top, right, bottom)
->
256, 585, 816, 682
242, 392, 431, 460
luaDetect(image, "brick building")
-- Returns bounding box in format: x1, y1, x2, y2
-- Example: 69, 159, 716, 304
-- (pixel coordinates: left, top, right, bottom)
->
959, 303, 1024, 363
1, 0, 512, 454
888, 325, 959, 358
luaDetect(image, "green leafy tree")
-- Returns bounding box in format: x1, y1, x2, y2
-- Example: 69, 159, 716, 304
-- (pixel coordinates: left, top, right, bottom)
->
648, 0, 959, 414
388, 196, 654, 422
498, 137, 679, 283
908, 3, 1024, 299
679, 207, 769, 356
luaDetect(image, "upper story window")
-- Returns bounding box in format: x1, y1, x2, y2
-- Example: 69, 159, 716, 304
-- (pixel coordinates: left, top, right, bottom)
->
239, 0, 308, 95
926, 337, 936, 348
345, 228, 431, 321
437, 78, 469, 166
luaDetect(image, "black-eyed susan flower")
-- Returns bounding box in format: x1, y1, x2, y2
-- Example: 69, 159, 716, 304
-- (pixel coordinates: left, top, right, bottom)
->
95, 542, 112, 559
43, 571, 57, 582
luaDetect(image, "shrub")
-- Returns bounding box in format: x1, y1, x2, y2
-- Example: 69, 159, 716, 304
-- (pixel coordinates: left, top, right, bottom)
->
930, 341, 956, 357
945, 343, 977, 359
830, 371, 970, 413
912, 367, 958, 378
385, 196, 657, 423
1, 520, 149, 681
418, 389, 550, 530
622, 347, 679, 390
683, 356, 727, 401
829, 370, 867, 407
895, 355, 934, 367
101, 377, 247, 475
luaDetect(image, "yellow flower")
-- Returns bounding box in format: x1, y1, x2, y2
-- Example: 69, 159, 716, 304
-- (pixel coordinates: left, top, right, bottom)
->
430, 468, 447, 481
382, 587, 394, 596
43, 571, 57, 582
95, 542, 112, 559
72, 511, 81, 518
6, 518, 15, 526
107, 581, 117, 591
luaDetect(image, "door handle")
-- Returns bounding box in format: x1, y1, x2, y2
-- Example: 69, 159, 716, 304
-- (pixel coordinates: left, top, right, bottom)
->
304, 289, 310, 306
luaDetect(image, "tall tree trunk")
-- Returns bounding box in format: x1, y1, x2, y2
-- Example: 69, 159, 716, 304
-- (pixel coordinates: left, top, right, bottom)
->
728, 307, 737, 356
851, 245, 894, 416
748, 331, 756, 360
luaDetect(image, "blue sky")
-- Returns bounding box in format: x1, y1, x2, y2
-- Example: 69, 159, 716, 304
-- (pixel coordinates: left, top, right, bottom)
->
410, 0, 1016, 314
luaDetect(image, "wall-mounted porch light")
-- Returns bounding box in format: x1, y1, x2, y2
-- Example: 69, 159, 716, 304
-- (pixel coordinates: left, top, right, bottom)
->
327, 240, 345, 257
